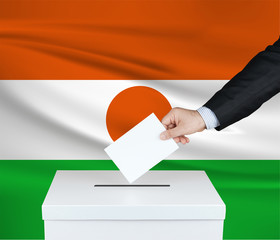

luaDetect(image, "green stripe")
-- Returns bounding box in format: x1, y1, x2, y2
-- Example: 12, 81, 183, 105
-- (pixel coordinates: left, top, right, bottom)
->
0, 160, 279, 239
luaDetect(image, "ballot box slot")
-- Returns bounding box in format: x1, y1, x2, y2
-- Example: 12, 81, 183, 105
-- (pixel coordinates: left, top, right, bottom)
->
94, 184, 170, 188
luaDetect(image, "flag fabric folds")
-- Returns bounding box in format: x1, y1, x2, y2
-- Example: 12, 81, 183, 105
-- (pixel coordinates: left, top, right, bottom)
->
0, 0, 278, 80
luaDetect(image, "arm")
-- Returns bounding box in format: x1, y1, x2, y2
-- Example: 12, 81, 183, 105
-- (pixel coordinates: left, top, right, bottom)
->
160, 37, 280, 142
204, 37, 280, 130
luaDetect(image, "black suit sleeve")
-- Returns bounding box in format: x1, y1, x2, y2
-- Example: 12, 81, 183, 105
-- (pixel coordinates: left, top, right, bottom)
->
204, 37, 280, 130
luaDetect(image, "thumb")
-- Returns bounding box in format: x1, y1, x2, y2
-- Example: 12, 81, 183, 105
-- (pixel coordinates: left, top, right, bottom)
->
160, 127, 183, 140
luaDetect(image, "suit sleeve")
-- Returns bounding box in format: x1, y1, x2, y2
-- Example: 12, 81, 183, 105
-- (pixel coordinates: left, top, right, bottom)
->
204, 37, 280, 130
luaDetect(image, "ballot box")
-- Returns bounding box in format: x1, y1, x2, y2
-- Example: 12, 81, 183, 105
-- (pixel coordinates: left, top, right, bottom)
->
42, 170, 226, 240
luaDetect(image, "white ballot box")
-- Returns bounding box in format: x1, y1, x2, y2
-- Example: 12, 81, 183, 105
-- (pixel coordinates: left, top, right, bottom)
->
42, 171, 226, 240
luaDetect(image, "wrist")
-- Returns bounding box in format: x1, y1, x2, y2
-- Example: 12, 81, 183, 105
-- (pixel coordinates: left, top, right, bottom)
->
194, 110, 206, 132
197, 106, 220, 129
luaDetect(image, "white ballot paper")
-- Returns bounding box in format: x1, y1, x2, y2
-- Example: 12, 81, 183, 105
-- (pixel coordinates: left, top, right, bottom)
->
104, 113, 179, 183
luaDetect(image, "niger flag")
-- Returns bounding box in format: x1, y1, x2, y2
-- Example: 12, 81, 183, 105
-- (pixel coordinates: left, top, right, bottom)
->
0, 1, 279, 240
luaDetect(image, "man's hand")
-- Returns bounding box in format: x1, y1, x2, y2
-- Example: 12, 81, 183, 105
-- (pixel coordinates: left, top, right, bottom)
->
160, 108, 206, 144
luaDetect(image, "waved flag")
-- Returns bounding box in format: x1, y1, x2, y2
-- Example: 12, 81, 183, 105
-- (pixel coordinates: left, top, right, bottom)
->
0, 0, 279, 239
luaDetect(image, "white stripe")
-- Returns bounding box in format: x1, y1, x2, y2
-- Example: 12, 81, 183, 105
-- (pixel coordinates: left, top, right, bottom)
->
0, 80, 279, 159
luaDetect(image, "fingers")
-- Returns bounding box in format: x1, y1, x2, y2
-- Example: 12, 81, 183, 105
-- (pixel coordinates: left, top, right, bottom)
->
167, 123, 176, 129
161, 110, 175, 128
179, 136, 190, 144
160, 126, 184, 140
174, 136, 189, 143
160, 108, 190, 144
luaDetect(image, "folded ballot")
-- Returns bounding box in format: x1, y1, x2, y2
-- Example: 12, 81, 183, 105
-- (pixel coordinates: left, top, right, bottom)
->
104, 113, 179, 183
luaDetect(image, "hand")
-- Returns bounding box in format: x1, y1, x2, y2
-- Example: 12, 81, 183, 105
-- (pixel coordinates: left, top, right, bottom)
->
160, 107, 206, 144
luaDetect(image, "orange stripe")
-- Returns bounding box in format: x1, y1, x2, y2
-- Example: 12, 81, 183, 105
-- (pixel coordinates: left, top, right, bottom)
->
0, 0, 278, 80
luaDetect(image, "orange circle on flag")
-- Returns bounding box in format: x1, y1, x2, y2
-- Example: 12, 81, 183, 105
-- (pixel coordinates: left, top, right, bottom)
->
106, 86, 172, 141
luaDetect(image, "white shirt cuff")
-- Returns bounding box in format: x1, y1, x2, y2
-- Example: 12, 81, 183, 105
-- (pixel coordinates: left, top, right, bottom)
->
197, 106, 220, 129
